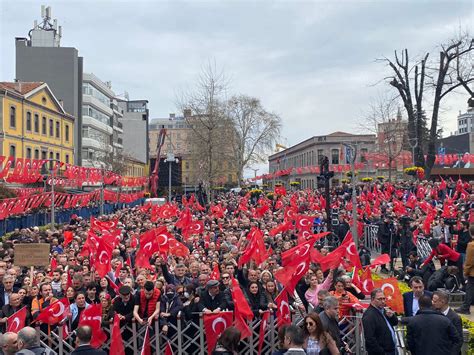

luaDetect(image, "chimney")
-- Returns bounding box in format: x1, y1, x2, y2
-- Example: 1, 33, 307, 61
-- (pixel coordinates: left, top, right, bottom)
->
183, 108, 192, 117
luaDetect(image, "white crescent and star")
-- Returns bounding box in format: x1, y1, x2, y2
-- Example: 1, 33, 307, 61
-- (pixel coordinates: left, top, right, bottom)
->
98, 251, 109, 264
346, 242, 357, 256
280, 301, 290, 320
381, 283, 395, 295
211, 317, 227, 333
50, 302, 65, 317
10, 317, 20, 331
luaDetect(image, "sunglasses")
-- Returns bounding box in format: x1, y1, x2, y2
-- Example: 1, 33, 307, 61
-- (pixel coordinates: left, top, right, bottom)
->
306, 322, 315, 326
222, 276, 230, 280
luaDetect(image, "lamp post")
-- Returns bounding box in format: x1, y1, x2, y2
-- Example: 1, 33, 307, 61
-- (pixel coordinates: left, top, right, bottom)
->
343, 143, 359, 247
408, 137, 418, 166
47, 159, 62, 231
165, 153, 179, 203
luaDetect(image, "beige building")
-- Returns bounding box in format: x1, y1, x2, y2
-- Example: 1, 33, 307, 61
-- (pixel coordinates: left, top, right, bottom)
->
268, 131, 377, 189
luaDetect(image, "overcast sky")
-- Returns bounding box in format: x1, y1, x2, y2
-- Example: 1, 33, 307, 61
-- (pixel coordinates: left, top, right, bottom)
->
1, 0, 472, 176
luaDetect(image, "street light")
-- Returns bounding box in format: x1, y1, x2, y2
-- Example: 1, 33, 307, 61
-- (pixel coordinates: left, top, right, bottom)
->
45, 159, 61, 231
408, 138, 418, 166
343, 143, 359, 247
165, 153, 179, 203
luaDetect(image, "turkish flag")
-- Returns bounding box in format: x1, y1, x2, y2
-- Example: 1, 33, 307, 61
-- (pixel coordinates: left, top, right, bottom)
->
258, 311, 270, 355
311, 246, 345, 272
175, 208, 192, 230
369, 254, 391, 268
35, 297, 70, 325
63, 230, 74, 247
90, 216, 119, 231
110, 314, 125, 355
79, 304, 107, 348
140, 326, 151, 355
284, 207, 298, 221
295, 215, 314, 232
360, 267, 374, 295
203, 311, 233, 353
253, 205, 269, 219
269, 221, 293, 237
274, 256, 310, 293
158, 203, 179, 219
164, 341, 174, 355
168, 238, 190, 258
373, 277, 403, 313
92, 237, 113, 278
340, 232, 362, 269
238, 228, 270, 267
281, 232, 329, 265
230, 278, 253, 320
7, 306, 27, 333
274, 199, 284, 210
210, 204, 225, 219
274, 185, 287, 196
210, 263, 220, 280
275, 289, 291, 326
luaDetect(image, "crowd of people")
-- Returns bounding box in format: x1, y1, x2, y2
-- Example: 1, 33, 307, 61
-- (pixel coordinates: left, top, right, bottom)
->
0, 178, 471, 354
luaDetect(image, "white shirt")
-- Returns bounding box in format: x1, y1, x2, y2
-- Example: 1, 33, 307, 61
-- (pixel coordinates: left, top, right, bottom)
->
442, 307, 450, 316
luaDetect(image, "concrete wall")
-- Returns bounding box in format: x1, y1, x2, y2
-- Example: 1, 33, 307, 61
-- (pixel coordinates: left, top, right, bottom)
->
122, 112, 148, 163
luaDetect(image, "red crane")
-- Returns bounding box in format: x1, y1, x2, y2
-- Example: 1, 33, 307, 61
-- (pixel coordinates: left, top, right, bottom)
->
150, 128, 167, 197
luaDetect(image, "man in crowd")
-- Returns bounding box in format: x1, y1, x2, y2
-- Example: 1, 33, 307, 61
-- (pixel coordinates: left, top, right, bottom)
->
0, 275, 17, 308
362, 288, 399, 355
319, 296, 346, 351
432, 290, 463, 354
406, 295, 462, 355
71, 325, 107, 355
455, 224, 474, 315
405, 251, 435, 286
403, 276, 432, 317
0, 332, 17, 355
16, 326, 55, 355
198, 279, 227, 313
282, 325, 306, 355
133, 281, 161, 326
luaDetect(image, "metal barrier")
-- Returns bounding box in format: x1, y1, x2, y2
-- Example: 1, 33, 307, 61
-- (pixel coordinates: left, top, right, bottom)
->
363, 224, 432, 259
33, 310, 365, 355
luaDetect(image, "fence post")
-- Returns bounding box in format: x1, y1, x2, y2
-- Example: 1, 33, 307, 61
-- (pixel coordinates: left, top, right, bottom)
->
155, 317, 160, 354
461, 328, 469, 355
355, 311, 362, 355
249, 319, 254, 354
199, 314, 205, 355
177, 313, 182, 355
132, 320, 138, 354
270, 315, 275, 353
58, 324, 63, 355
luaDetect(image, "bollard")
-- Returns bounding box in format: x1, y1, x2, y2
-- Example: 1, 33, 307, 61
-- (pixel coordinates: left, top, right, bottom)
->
461, 328, 470, 355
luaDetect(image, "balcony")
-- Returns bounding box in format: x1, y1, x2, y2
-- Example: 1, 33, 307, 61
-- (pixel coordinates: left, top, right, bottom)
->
82, 94, 113, 116
83, 115, 113, 135
113, 122, 123, 133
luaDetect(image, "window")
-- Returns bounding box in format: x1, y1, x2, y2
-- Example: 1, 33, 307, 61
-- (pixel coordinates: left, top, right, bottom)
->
26, 112, 32, 131
49, 152, 54, 169
41, 150, 47, 160
65, 125, 70, 141
317, 149, 324, 164
34, 149, 39, 159
360, 148, 368, 163
331, 149, 339, 165
49, 119, 54, 136
26, 147, 32, 159
9, 145, 16, 164
42, 117, 47, 135
9, 106, 16, 128
34, 114, 39, 133
185, 161, 190, 169
65, 154, 69, 164
56, 152, 60, 161
56, 121, 60, 138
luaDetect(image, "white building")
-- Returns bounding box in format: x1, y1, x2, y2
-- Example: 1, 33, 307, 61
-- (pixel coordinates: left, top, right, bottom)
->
457, 105, 474, 135
81, 73, 123, 167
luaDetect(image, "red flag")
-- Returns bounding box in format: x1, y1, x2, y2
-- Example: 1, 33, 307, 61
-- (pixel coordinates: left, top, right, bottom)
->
203, 311, 233, 353
79, 304, 107, 348
164, 341, 174, 355
7, 306, 27, 333
274, 256, 310, 293
230, 278, 253, 320
258, 310, 270, 355
373, 277, 403, 313
210, 204, 225, 219
92, 237, 113, 278
360, 267, 374, 295
269, 221, 293, 236
274, 185, 287, 196
275, 289, 291, 326
340, 232, 362, 269
35, 297, 70, 325
369, 254, 391, 268
49, 257, 57, 276
110, 314, 125, 355
210, 264, 220, 281
90, 216, 119, 231
63, 230, 74, 247
238, 228, 270, 267
281, 232, 329, 265
140, 326, 151, 355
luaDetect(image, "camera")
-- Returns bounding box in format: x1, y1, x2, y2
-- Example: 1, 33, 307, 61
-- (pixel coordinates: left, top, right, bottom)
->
444, 218, 457, 226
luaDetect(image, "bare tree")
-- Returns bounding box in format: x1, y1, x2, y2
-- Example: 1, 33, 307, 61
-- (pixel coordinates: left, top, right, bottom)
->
361, 94, 407, 181
176, 62, 233, 201
381, 34, 473, 177
227, 95, 281, 185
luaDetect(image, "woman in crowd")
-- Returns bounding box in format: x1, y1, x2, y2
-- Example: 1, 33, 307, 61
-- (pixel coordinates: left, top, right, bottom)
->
212, 326, 241, 355
305, 270, 334, 310
98, 277, 116, 299
245, 281, 268, 317
264, 280, 279, 312
70, 292, 89, 330
100, 292, 114, 327
303, 313, 340, 355
330, 278, 359, 317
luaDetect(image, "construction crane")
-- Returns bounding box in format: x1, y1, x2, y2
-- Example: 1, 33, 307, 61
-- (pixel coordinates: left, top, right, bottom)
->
150, 128, 167, 197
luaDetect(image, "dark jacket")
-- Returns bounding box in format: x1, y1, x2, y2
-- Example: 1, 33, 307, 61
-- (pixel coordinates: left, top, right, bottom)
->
0, 286, 19, 309
445, 308, 463, 355
402, 291, 432, 317
112, 297, 135, 323
245, 291, 267, 317
362, 304, 398, 355
456, 230, 471, 254
160, 293, 183, 324
319, 310, 344, 349
161, 264, 193, 286
71, 344, 107, 355
198, 291, 227, 312
406, 309, 462, 355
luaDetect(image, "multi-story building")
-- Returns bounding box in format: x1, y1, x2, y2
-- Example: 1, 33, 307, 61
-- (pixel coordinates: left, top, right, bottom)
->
0, 81, 74, 164
81, 73, 122, 168
15, 7, 83, 164
457, 99, 474, 135
117, 98, 149, 171
268, 131, 376, 189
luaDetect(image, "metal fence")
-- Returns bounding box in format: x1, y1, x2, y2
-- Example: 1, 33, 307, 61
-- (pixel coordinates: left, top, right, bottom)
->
363, 224, 432, 259
34, 310, 367, 355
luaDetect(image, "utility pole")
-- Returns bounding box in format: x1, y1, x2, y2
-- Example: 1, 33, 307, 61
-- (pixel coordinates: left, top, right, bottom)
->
165, 152, 178, 203
408, 138, 418, 166
343, 143, 359, 247
48, 159, 62, 231
100, 165, 105, 215
251, 168, 259, 184
319, 156, 334, 232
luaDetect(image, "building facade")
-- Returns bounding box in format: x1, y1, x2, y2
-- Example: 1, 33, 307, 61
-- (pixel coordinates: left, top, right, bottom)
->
457, 100, 474, 135
268, 132, 376, 189
0, 82, 74, 164
117, 98, 149, 168
15, 8, 83, 164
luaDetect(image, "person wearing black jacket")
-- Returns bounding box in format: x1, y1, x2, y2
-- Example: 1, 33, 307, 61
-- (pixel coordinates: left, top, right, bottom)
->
454, 221, 471, 264
362, 288, 399, 355
405, 251, 435, 287
377, 217, 397, 273
406, 295, 462, 355
333, 216, 350, 244
71, 325, 106, 355
198, 280, 227, 312
159, 284, 183, 335
245, 282, 267, 317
